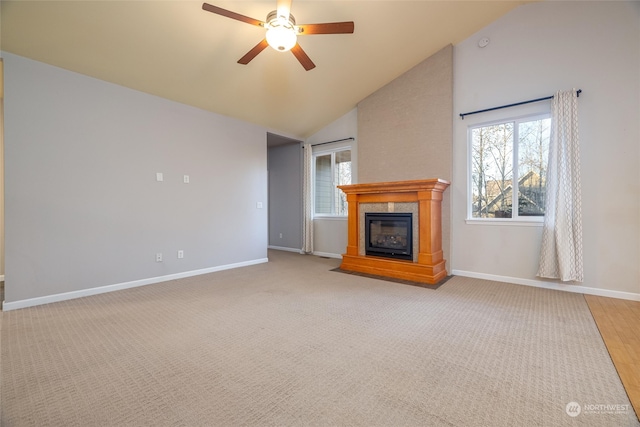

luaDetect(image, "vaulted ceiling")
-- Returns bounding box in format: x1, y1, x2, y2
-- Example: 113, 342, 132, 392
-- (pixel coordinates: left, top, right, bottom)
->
1, 1, 528, 138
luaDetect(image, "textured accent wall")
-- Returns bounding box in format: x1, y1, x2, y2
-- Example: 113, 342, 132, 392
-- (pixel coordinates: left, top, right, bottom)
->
0, 59, 4, 277
357, 45, 453, 264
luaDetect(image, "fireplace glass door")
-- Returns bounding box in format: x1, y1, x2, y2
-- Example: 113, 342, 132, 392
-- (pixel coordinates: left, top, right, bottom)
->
364, 213, 413, 261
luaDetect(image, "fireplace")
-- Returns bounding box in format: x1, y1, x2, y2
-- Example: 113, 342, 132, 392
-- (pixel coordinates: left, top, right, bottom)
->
338, 179, 450, 285
365, 213, 413, 260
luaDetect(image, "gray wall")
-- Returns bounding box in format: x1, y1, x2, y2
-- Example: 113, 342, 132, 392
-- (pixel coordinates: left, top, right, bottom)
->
267, 142, 302, 250
357, 45, 453, 265
3, 52, 268, 304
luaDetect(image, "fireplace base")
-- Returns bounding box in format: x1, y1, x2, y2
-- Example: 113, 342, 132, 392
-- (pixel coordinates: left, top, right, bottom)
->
340, 254, 447, 284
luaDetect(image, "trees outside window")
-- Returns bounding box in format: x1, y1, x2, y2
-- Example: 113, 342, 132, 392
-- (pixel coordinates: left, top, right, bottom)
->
469, 115, 550, 220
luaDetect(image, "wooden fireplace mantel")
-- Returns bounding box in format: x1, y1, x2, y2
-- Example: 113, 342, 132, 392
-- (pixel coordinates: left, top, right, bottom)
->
337, 179, 450, 285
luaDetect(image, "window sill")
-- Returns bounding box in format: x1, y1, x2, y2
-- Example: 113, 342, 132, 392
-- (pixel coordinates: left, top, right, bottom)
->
465, 218, 543, 227
313, 215, 348, 221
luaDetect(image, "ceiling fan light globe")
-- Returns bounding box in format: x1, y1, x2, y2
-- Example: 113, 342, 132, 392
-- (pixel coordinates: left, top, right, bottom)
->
266, 26, 297, 52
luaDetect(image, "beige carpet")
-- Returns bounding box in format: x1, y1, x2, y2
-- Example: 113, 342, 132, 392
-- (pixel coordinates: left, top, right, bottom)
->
1, 250, 637, 426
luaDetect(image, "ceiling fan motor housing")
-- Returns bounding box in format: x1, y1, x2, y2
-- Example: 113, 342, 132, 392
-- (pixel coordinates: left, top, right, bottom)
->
266, 10, 296, 26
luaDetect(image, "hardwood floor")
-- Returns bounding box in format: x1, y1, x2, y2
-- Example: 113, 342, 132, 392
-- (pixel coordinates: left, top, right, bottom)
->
585, 294, 640, 421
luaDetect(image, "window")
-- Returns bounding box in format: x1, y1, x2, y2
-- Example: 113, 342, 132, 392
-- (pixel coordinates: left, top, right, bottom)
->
314, 147, 351, 216
469, 114, 551, 220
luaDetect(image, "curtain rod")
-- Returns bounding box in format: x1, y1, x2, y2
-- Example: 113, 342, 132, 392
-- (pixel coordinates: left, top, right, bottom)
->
302, 137, 354, 148
459, 89, 582, 120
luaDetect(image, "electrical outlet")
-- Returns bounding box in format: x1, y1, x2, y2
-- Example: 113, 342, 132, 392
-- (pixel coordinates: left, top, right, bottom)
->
279, 233, 283, 239
183, 175, 190, 184
256, 202, 263, 209
156, 253, 162, 262
177, 250, 184, 259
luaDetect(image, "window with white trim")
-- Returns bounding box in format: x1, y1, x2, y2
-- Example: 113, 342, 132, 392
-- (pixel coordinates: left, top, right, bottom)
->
469, 114, 551, 220
313, 147, 351, 216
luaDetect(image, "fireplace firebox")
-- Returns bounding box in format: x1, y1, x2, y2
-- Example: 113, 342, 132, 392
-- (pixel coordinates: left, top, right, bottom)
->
365, 213, 413, 261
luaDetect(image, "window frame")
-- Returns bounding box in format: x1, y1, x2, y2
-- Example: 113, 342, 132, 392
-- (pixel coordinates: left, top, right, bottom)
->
466, 112, 551, 226
312, 144, 352, 218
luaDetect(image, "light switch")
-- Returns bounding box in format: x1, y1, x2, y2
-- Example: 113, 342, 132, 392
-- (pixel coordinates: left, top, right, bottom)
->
156, 172, 163, 182
256, 202, 263, 209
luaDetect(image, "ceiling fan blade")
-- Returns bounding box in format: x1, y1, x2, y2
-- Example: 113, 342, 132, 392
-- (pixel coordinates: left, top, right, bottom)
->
291, 44, 316, 71
202, 3, 264, 27
297, 22, 355, 35
238, 39, 269, 65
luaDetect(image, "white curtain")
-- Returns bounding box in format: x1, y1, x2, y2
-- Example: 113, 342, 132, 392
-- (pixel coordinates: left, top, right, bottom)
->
537, 89, 583, 282
302, 143, 313, 253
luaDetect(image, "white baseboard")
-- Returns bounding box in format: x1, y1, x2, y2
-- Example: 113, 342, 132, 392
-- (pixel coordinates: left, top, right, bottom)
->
2, 258, 269, 311
268, 246, 342, 260
267, 245, 342, 260
312, 251, 343, 259
451, 269, 640, 302
268, 245, 304, 254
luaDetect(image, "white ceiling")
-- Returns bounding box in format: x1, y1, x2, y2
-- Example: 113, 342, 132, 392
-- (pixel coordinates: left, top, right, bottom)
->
1, 1, 529, 138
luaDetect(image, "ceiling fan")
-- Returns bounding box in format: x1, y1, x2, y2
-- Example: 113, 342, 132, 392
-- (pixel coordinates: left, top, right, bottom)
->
202, 0, 355, 71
